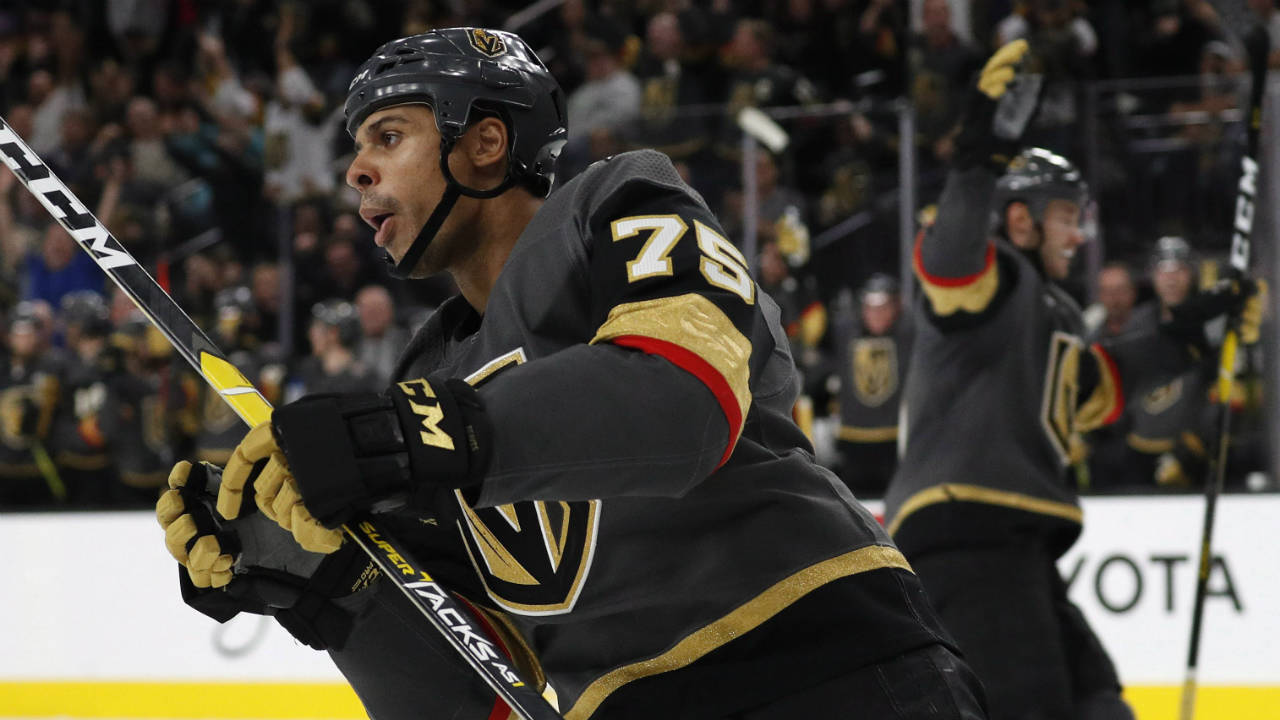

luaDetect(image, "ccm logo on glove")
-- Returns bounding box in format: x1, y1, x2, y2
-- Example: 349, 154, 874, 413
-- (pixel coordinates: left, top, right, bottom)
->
397, 378, 457, 451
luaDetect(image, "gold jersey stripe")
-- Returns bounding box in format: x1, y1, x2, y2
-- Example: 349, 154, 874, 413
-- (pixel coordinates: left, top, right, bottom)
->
913, 238, 1000, 316
1127, 433, 1176, 455
591, 293, 752, 441
837, 425, 899, 443
887, 482, 1084, 537
565, 544, 913, 720
1076, 344, 1123, 433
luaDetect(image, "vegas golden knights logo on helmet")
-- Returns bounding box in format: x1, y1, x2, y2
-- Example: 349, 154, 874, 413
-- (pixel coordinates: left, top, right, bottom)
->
469, 29, 507, 57
852, 337, 897, 407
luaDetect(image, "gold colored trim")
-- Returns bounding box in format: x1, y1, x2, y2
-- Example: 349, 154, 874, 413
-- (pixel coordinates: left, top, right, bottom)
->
886, 483, 1083, 537
1126, 433, 1175, 455
837, 425, 898, 443
464, 348, 528, 387
591, 294, 751, 432
466, 602, 550, 698
52, 453, 111, 471
1076, 345, 1121, 433
915, 254, 999, 316
565, 545, 912, 720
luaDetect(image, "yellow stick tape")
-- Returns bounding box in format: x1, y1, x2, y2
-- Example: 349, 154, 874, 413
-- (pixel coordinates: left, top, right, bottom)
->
0, 681, 365, 718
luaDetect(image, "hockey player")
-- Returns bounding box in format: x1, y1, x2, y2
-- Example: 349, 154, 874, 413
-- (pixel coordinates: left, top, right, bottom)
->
49, 291, 118, 506
289, 299, 380, 398
886, 41, 1262, 720
831, 273, 909, 497
157, 28, 987, 719
0, 304, 63, 507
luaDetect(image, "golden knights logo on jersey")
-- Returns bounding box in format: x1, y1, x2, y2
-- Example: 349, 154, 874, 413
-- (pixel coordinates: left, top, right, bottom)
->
1141, 378, 1183, 415
454, 349, 601, 615
469, 29, 507, 57
852, 337, 898, 407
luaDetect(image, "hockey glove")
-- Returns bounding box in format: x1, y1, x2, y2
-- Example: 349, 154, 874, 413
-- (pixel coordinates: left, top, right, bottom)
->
157, 459, 379, 650
1163, 276, 1263, 351
238, 376, 491, 538
953, 39, 1041, 172
217, 423, 344, 554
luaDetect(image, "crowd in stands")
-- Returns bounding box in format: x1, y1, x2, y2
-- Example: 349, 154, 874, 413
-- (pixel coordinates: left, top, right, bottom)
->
0, 0, 1274, 510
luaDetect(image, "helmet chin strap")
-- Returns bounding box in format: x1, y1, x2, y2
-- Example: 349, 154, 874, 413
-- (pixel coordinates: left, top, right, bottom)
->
384, 137, 519, 279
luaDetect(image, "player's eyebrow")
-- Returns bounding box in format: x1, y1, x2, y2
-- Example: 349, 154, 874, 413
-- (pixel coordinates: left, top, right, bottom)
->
354, 114, 411, 153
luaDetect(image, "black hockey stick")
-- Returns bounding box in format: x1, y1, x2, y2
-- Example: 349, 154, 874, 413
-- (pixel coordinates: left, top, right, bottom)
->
1179, 26, 1270, 720
0, 116, 562, 720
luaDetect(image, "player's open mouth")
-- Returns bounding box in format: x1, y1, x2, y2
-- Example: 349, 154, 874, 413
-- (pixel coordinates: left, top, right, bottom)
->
365, 213, 394, 247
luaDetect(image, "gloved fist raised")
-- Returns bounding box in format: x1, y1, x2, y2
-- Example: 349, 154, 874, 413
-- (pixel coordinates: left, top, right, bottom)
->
157, 461, 236, 588
219, 422, 344, 554
954, 39, 1042, 172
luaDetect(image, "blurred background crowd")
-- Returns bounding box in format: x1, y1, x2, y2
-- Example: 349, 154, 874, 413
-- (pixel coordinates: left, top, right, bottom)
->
0, 0, 1276, 510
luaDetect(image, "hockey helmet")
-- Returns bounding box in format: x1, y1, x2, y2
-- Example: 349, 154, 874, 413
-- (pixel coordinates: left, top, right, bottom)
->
310, 299, 362, 349
993, 148, 1088, 226
60, 290, 111, 339
214, 285, 257, 345
859, 273, 900, 306
345, 28, 567, 278
1148, 235, 1193, 272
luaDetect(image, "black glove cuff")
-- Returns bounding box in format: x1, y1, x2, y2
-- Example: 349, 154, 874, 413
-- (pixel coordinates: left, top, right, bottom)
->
273, 378, 492, 528
387, 376, 493, 489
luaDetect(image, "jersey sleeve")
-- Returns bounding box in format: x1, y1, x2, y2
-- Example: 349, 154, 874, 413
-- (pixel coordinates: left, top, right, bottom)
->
1075, 327, 1199, 434
471, 157, 768, 506
914, 166, 1005, 321
583, 181, 757, 467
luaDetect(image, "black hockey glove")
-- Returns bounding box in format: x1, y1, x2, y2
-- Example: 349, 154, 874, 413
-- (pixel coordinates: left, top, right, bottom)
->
157, 460, 379, 650
1162, 276, 1264, 352
219, 376, 492, 546
953, 39, 1042, 172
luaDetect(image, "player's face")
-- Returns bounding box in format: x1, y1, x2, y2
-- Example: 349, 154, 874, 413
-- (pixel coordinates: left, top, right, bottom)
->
1154, 263, 1193, 307
1038, 199, 1084, 280
346, 105, 462, 277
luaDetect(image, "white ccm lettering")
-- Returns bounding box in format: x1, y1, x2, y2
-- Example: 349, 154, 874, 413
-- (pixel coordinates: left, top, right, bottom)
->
0, 123, 135, 270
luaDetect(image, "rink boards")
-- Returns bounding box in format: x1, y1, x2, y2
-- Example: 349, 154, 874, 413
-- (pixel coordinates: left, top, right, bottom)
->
1, 495, 1277, 719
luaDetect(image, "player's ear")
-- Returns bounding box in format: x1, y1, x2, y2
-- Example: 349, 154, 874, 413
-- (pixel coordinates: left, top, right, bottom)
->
465, 116, 509, 181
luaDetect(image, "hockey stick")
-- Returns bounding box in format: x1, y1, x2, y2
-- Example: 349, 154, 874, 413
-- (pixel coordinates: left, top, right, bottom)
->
0, 116, 561, 720
1178, 26, 1269, 720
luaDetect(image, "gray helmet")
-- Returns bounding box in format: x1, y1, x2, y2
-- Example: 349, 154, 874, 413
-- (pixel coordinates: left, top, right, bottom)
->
993, 148, 1089, 227
345, 28, 567, 198
311, 299, 362, 349
60, 290, 111, 338
1149, 235, 1193, 271
859, 273, 900, 305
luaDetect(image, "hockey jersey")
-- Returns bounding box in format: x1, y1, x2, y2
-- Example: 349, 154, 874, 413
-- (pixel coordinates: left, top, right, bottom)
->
886, 166, 1199, 558
332, 150, 952, 719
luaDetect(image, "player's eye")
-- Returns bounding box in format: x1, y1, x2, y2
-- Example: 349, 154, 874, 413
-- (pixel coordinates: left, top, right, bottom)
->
382, 132, 400, 147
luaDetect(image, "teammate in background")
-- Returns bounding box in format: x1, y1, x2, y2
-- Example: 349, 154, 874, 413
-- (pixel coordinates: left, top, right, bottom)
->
0, 304, 63, 507
290, 299, 380, 398
101, 314, 178, 506
885, 40, 1260, 720
830, 273, 909, 497
1083, 262, 1140, 342
1121, 237, 1214, 488
49, 291, 117, 506
1081, 262, 1140, 491
156, 28, 986, 719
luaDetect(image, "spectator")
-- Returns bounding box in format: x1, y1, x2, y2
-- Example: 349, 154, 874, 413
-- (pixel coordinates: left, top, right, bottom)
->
21, 224, 104, 309
909, 0, 982, 170
354, 284, 408, 387
629, 11, 714, 165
